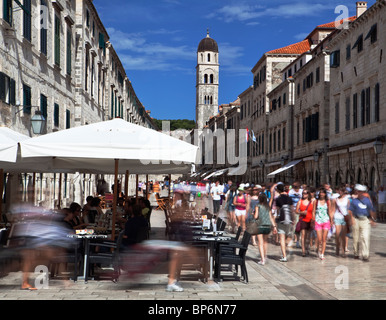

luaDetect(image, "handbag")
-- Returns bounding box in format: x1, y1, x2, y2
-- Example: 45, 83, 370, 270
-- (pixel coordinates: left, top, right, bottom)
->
246, 219, 259, 235
337, 198, 351, 233
295, 201, 310, 233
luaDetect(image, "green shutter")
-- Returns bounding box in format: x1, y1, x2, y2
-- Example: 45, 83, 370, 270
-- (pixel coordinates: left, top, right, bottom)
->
66, 109, 70, 129
40, 94, 47, 119
23, 0, 32, 41
3, 0, 12, 25
99, 32, 105, 49
9, 78, 16, 105
23, 84, 31, 114
54, 103, 59, 127
54, 15, 61, 66
66, 28, 72, 75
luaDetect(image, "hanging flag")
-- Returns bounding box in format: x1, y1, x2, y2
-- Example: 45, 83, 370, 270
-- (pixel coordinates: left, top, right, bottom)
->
252, 130, 257, 143
246, 127, 249, 143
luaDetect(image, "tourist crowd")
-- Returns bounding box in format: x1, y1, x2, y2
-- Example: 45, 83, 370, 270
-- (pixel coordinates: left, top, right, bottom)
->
173, 180, 385, 265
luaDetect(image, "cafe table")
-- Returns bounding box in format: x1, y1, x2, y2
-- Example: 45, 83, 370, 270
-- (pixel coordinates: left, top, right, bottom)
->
192, 231, 232, 282
67, 233, 108, 282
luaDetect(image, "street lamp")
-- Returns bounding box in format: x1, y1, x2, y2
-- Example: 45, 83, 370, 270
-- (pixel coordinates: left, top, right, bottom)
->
14, 104, 46, 135
374, 139, 383, 155
31, 110, 46, 135
313, 150, 320, 162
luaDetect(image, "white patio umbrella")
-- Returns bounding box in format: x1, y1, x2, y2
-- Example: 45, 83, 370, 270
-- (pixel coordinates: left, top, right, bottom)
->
19, 118, 199, 237
0, 127, 31, 219
0, 127, 30, 163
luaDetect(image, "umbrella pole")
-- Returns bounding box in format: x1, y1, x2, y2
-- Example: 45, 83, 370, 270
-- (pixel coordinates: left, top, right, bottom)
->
0, 169, 3, 223
146, 174, 149, 200
135, 174, 139, 204
125, 170, 129, 202
112, 159, 119, 240
57, 173, 62, 210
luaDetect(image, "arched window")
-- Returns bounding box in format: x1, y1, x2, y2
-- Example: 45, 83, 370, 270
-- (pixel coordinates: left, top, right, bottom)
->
201, 53, 203, 62
357, 168, 362, 184
208, 53, 211, 62
210, 74, 214, 84
370, 167, 376, 190
210, 96, 213, 104
204, 74, 208, 84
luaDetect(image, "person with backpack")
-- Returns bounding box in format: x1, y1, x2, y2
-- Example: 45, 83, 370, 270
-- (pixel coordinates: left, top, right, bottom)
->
225, 185, 237, 233
312, 188, 333, 260
274, 183, 294, 262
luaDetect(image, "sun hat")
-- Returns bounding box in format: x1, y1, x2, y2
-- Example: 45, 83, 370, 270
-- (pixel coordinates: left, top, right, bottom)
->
238, 186, 244, 191
354, 184, 367, 192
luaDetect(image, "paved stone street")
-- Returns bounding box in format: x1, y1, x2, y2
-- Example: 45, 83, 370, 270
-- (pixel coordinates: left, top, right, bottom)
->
0, 195, 385, 301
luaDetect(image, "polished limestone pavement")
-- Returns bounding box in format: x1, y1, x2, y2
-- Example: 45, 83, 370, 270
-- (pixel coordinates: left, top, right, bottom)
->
0, 194, 385, 301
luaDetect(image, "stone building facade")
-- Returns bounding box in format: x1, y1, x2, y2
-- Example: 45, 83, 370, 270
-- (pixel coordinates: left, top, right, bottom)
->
0, 0, 156, 211
196, 1, 386, 189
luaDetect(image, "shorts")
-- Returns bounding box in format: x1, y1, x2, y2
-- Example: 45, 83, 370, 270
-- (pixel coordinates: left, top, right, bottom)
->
300, 220, 312, 230
257, 226, 271, 235
334, 218, 346, 226
314, 221, 331, 231
277, 223, 292, 236
235, 209, 246, 217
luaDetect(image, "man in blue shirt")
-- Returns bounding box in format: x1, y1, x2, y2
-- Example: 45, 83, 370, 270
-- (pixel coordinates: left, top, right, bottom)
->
348, 184, 376, 261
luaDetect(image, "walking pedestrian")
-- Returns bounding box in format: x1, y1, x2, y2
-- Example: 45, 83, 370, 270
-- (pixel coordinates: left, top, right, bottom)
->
225, 185, 237, 233
274, 183, 294, 262
295, 188, 314, 257
331, 185, 350, 257
312, 188, 332, 260
289, 182, 303, 248
233, 186, 247, 232
211, 180, 223, 215
377, 185, 386, 222
348, 184, 377, 261
255, 193, 277, 265
247, 185, 262, 246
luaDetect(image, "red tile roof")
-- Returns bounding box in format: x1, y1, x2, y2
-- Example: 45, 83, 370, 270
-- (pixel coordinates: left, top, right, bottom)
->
266, 39, 311, 55
316, 16, 356, 28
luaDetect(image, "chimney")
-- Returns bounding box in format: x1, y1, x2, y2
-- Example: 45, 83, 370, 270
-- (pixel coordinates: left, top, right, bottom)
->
356, 1, 367, 17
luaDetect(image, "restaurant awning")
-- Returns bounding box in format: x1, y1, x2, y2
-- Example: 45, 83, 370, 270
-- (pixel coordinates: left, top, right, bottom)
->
205, 168, 228, 179
267, 159, 302, 177
227, 165, 247, 176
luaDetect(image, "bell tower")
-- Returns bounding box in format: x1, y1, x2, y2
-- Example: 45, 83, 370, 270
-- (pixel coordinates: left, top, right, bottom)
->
196, 30, 219, 130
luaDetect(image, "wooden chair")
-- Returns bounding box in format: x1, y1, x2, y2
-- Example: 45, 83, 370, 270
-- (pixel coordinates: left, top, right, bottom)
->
155, 193, 167, 211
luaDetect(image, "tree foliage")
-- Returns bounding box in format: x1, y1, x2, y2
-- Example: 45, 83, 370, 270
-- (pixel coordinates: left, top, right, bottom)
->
153, 119, 196, 131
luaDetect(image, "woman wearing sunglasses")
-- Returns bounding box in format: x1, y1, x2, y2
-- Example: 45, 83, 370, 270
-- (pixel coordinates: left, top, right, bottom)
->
295, 189, 314, 257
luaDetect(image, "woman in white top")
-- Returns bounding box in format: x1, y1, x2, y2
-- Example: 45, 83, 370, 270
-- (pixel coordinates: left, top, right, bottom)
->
331, 185, 351, 257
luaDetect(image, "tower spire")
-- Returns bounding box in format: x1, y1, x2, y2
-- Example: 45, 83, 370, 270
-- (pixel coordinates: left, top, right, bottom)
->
207, 28, 210, 38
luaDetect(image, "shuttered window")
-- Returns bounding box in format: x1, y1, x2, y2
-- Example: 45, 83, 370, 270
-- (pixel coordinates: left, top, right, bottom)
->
40, 94, 47, 119
23, 84, 32, 114
374, 83, 380, 123
0, 73, 14, 105
3, 0, 12, 25
54, 15, 61, 66
353, 93, 358, 129
23, 0, 32, 41
66, 27, 72, 75
54, 103, 59, 127
66, 109, 70, 129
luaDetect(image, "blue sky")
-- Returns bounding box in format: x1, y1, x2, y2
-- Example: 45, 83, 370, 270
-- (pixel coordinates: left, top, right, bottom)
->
94, 0, 376, 121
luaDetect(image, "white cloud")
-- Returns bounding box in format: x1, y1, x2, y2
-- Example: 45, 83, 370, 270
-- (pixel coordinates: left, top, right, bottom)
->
106, 27, 195, 71
209, 2, 331, 24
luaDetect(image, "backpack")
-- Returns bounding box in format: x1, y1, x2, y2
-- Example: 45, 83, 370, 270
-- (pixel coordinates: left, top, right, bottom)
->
279, 204, 293, 225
